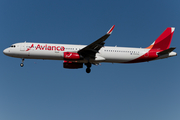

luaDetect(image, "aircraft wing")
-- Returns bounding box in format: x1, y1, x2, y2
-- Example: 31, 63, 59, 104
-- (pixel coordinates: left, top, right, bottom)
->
78, 25, 115, 59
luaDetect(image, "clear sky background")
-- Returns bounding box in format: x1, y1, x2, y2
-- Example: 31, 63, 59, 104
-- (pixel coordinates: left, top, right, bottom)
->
0, 0, 180, 120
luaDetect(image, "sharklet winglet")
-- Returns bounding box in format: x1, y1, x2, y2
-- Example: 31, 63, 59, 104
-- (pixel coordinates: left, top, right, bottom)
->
107, 25, 115, 34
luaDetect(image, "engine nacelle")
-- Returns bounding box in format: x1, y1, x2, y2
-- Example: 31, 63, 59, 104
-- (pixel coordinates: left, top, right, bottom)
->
64, 52, 81, 60
63, 61, 83, 69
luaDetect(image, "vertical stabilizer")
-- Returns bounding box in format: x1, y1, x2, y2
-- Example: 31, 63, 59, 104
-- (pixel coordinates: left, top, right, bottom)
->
146, 27, 175, 50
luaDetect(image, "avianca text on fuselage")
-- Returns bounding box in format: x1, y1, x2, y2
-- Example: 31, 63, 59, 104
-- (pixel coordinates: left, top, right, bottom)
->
3, 25, 177, 73
26, 44, 65, 51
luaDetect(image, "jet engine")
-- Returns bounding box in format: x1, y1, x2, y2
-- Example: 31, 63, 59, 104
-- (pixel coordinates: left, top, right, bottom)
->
63, 61, 83, 69
63, 52, 81, 60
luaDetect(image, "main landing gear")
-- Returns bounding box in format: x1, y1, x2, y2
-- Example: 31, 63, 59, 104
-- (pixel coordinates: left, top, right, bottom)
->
20, 58, 24, 67
85, 63, 92, 73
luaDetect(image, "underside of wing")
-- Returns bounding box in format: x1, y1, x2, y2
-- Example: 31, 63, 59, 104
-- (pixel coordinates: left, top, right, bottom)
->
158, 47, 176, 56
78, 25, 115, 59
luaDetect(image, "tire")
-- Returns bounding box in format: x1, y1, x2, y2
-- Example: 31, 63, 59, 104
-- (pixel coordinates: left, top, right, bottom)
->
86, 68, 91, 73
20, 63, 24, 67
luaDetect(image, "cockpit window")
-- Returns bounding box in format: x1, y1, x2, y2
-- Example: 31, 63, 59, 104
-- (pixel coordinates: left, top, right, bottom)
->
10, 45, 16, 47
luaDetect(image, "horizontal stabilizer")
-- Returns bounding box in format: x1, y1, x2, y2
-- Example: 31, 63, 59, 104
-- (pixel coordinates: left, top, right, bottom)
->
158, 47, 176, 56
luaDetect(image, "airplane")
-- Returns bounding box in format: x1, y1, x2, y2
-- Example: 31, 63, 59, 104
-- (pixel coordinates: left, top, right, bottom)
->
3, 25, 177, 73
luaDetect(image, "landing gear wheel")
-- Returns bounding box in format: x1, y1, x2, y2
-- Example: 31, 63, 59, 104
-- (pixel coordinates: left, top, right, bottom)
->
20, 63, 24, 67
85, 62, 92, 73
20, 58, 25, 67
86, 68, 91, 73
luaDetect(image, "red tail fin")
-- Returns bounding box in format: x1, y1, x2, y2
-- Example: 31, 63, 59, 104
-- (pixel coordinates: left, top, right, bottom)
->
146, 27, 175, 50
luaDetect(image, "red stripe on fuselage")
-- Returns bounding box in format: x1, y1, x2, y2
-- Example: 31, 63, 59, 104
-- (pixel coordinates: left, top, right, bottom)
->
124, 49, 161, 63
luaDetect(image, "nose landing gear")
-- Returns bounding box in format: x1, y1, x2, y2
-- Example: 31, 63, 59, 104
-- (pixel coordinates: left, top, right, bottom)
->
20, 58, 24, 67
85, 63, 92, 73
86, 68, 91, 73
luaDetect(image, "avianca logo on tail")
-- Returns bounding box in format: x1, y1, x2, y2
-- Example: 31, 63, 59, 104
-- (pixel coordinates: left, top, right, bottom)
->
146, 27, 175, 50
26, 44, 65, 51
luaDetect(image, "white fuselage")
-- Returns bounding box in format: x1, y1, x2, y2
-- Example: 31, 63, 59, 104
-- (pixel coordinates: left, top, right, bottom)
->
3, 42, 176, 64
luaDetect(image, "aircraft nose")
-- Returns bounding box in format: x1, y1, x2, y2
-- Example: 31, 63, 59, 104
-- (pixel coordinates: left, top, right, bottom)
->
3, 48, 9, 55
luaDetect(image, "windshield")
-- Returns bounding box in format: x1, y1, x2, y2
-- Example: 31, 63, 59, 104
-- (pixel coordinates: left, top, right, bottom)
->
10, 45, 16, 47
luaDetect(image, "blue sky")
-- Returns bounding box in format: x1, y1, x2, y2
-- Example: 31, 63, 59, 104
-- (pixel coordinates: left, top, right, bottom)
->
0, 0, 180, 120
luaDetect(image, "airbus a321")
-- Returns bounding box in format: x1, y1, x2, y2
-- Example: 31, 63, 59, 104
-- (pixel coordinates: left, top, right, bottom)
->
3, 25, 177, 73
